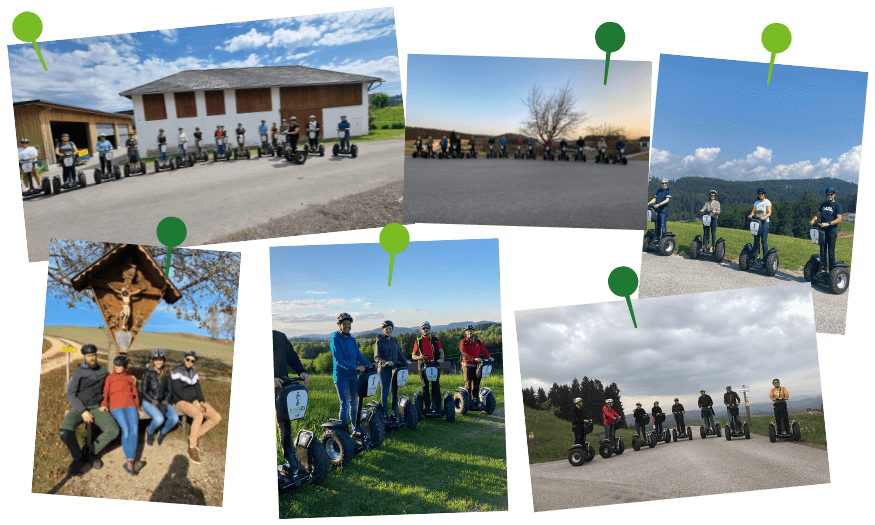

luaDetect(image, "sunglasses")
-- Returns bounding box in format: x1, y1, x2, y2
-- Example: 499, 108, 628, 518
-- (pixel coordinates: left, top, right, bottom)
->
185, 357, 196, 363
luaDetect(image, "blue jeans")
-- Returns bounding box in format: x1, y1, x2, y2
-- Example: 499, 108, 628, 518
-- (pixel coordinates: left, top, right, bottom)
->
657, 208, 668, 236
604, 424, 614, 442
216, 140, 225, 155
378, 368, 397, 416
340, 129, 350, 151
159, 146, 168, 163
111, 406, 139, 461
334, 378, 359, 429
142, 401, 179, 435
702, 410, 715, 430
635, 421, 645, 437
753, 221, 770, 258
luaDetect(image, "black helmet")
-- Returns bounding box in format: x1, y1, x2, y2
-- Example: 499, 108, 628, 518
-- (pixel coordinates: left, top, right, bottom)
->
654, 401, 660, 405
757, 187, 766, 195
381, 320, 394, 328
81, 344, 98, 355
184, 350, 199, 361
113, 355, 129, 367
159, 128, 164, 132
772, 378, 780, 384
337, 312, 353, 324
464, 324, 475, 331
420, 321, 431, 329
825, 187, 836, 195
673, 398, 679, 402
150, 348, 166, 359
726, 385, 732, 389
635, 402, 642, 406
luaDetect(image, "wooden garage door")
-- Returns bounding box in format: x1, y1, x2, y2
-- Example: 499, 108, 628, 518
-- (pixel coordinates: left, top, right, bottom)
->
278, 108, 324, 137
205, 90, 226, 116
235, 88, 272, 114
143, 93, 167, 121
280, 83, 361, 110
175, 91, 197, 118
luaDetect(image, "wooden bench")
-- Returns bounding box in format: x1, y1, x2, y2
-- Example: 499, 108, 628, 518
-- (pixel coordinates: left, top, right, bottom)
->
64, 378, 191, 446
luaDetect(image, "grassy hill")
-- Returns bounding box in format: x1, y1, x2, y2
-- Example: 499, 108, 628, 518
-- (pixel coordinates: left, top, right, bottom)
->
373, 106, 405, 129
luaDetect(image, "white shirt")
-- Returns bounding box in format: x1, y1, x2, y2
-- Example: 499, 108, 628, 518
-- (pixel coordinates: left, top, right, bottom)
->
307, 121, 319, 132
178, 133, 188, 144
18, 146, 38, 161
754, 198, 772, 223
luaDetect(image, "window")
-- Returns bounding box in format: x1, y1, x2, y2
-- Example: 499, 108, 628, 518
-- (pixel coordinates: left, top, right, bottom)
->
175, 91, 197, 118
142, 94, 167, 121
235, 88, 272, 114
205, 90, 226, 116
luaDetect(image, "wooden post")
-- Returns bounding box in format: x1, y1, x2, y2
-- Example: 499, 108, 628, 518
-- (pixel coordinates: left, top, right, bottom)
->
741, 385, 751, 424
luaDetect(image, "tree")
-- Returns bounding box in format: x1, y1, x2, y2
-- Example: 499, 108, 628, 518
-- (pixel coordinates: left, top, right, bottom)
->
222, 308, 237, 340
203, 306, 222, 339
519, 82, 588, 143
371, 93, 390, 108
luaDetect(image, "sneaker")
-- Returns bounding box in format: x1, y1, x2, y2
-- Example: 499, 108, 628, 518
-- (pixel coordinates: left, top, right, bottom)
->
67, 458, 85, 477
156, 431, 165, 446
133, 461, 145, 474
147, 433, 154, 447
89, 452, 103, 470
124, 462, 136, 476
188, 447, 202, 464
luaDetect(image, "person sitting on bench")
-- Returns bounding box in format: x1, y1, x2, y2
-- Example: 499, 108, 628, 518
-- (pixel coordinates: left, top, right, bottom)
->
172, 350, 222, 465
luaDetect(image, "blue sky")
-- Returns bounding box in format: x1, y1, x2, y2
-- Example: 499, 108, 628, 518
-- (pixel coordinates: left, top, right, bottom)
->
270, 240, 502, 336
406, 55, 651, 138
7, 8, 399, 112
651, 54, 867, 183
44, 244, 239, 337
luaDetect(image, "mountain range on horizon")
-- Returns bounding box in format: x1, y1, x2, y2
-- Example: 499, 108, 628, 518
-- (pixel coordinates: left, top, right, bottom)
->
286, 320, 500, 341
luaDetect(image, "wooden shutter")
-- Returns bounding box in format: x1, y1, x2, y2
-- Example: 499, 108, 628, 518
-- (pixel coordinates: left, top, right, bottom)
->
143, 94, 167, 121
235, 88, 272, 114
174, 91, 197, 118
205, 90, 226, 116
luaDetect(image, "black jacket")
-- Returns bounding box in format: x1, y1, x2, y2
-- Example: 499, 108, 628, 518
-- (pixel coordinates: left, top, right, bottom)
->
633, 407, 647, 422
273, 330, 305, 379
724, 391, 741, 406
67, 363, 109, 414
171, 364, 205, 404
672, 403, 685, 415
374, 334, 408, 371
141, 364, 172, 406
651, 406, 664, 422
698, 394, 713, 409
572, 406, 589, 426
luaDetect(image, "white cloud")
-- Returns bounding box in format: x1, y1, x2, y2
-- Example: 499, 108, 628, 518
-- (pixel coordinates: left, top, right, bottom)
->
650, 148, 672, 165
220, 53, 261, 68
315, 24, 395, 47
718, 146, 772, 171
286, 50, 316, 60
319, 55, 400, 82
305, 290, 328, 294
364, 302, 373, 307
159, 28, 178, 44
222, 28, 272, 53
267, 26, 322, 49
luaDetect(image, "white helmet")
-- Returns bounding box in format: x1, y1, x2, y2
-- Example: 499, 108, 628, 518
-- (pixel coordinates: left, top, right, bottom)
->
606, 398, 613, 403
573, 397, 583, 404
660, 178, 669, 184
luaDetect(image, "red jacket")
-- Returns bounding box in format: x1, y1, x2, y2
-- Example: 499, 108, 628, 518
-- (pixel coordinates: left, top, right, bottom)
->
602, 405, 620, 425
413, 336, 443, 361
460, 337, 490, 365
101, 370, 139, 411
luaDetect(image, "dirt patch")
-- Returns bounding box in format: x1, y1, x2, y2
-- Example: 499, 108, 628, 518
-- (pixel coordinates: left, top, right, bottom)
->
838, 231, 854, 238
209, 180, 403, 244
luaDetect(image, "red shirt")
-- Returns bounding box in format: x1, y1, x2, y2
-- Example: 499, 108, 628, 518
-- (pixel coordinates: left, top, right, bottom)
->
460, 337, 490, 365
101, 370, 139, 411
413, 336, 443, 361
602, 405, 620, 425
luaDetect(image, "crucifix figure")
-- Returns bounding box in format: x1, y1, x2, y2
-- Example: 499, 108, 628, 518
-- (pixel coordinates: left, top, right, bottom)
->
91, 278, 152, 332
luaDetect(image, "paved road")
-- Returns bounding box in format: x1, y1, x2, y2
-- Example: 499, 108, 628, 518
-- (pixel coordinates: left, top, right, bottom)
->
22, 140, 403, 261
530, 433, 829, 511
638, 251, 848, 334
402, 157, 649, 229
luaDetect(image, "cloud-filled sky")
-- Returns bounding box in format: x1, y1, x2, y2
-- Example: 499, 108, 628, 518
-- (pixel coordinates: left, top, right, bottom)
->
516, 283, 821, 409
406, 55, 651, 138
7, 8, 400, 112
270, 240, 501, 337
651, 54, 866, 183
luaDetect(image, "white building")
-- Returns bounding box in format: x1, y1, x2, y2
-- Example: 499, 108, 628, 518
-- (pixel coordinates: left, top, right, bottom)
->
120, 66, 382, 153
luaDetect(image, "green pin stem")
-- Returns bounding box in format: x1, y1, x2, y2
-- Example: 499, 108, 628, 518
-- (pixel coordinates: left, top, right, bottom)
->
32, 41, 46, 71
608, 266, 639, 328
625, 295, 637, 328
156, 217, 187, 280
379, 223, 410, 287
388, 253, 396, 286
165, 248, 173, 280
604, 52, 611, 85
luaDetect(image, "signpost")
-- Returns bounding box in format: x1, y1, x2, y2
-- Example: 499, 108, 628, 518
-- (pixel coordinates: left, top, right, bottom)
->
740, 385, 751, 424
62, 345, 76, 384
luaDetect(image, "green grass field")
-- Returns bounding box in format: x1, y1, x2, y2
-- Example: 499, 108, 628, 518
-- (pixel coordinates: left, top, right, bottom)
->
664, 221, 854, 270
278, 370, 507, 517
373, 106, 405, 128
525, 407, 826, 465
631, 153, 649, 161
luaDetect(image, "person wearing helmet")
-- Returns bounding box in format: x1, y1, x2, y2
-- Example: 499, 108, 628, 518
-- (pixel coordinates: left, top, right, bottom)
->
141, 348, 179, 447
460, 324, 493, 405
425, 135, 434, 156
273, 330, 310, 469
559, 137, 568, 156
214, 125, 225, 156
699, 190, 721, 252
748, 188, 772, 261
572, 398, 592, 446
172, 350, 222, 464
125, 130, 140, 168
648, 178, 672, 237
487, 136, 496, 154
277, 119, 289, 152
769, 379, 790, 434
412, 321, 445, 413
18, 138, 40, 194
724, 385, 742, 433
193, 127, 203, 156
269, 122, 280, 149
602, 399, 621, 442
96, 133, 113, 175
235, 123, 246, 154
60, 344, 119, 477
651, 401, 665, 437
306, 115, 320, 151
177, 127, 188, 159
331, 313, 372, 433
413, 135, 423, 156
697, 389, 715, 431
545, 138, 553, 156
614, 138, 625, 159
671, 398, 686, 432
576, 136, 585, 150
439, 136, 449, 156
632, 402, 648, 438
258, 120, 269, 142
286, 117, 300, 152
374, 320, 409, 418
338, 116, 351, 151
101, 354, 143, 476
54, 133, 78, 187
453, 134, 463, 155
810, 188, 844, 272
499, 136, 507, 153
157, 128, 169, 164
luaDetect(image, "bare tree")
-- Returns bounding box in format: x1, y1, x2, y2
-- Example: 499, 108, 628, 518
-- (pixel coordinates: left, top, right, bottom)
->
222, 308, 237, 340
519, 82, 589, 142
203, 306, 222, 340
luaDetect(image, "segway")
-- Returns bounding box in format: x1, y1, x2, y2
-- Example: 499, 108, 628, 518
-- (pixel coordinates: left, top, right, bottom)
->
412, 361, 455, 423
699, 408, 722, 438
319, 366, 385, 467
193, 138, 209, 163
671, 413, 694, 441
369, 364, 419, 432
174, 142, 195, 169
768, 400, 801, 443
649, 412, 671, 444
153, 144, 177, 172
212, 137, 232, 162
450, 142, 464, 159
92, 151, 120, 184
598, 419, 626, 459
284, 145, 307, 164
568, 421, 596, 466
257, 133, 274, 157
303, 130, 325, 157
465, 142, 478, 158
689, 213, 726, 262
499, 143, 508, 158
486, 143, 497, 159
643, 206, 677, 256
611, 147, 628, 165
574, 146, 587, 162
121, 144, 148, 177
56, 151, 87, 194
332, 129, 358, 158
631, 414, 657, 451
20, 153, 51, 199
595, 147, 609, 163
526, 143, 536, 159
232, 135, 251, 160
453, 358, 497, 416
738, 217, 779, 276
558, 144, 571, 161
804, 225, 850, 294
412, 141, 424, 158
542, 145, 555, 161
276, 376, 330, 493
724, 403, 750, 441
274, 133, 287, 158
513, 144, 524, 159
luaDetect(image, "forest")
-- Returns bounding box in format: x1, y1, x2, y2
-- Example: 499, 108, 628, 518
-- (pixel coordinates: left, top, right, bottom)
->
522, 376, 627, 428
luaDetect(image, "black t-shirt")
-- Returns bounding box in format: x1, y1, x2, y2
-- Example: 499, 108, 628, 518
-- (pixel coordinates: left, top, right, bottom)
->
125, 138, 138, 148
288, 124, 299, 134
194, 132, 203, 140
157, 135, 167, 144
576, 139, 585, 147
560, 140, 567, 147
819, 201, 843, 228
488, 138, 495, 144
672, 403, 685, 415
236, 127, 245, 136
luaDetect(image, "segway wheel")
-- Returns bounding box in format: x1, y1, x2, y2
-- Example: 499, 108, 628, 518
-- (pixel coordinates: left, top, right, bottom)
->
615, 439, 625, 455
402, 401, 419, 431
632, 435, 641, 451
672, 429, 678, 442
294, 151, 307, 165
52, 177, 62, 194
367, 409, 387, 448
700, 426, 707, 439
483, 392, 497, 415
803, 259, 817, 282
138, 161, 145, 174
725, 425, 732, 441
332, 144, 339, 157
768, 423, 777, 442
169, 161, 177, 171
765, 251, 779, 276
93, 170, 102, 185
257, 147, 262, 157
319, 145, 324, 157
643, 232, 653, 252
188, 154, 195, 166
583, 155, 587, 162
233, 150, 238, 160
664, 430, 671, 443
175, 157, 181, 169
584, 443, 595, 462
622, 158, 628, 165
568, 449, 585, 466
246, 149, 251, 159
351, 145, 358, 158
738, 251, 750, 271
113, 166, 121, 179
792, 421, 801, 441
688, 427, 693, 440
78, 173, 87, 188
648, 433, 657, 448
42, 177, 52, 196
445, 397, 456, 423
124, 164, 131, 177
320, 429, 355, 467
413, 393, 424, 422
689, 239, 699, 259
716, 424, 722, 437
598, 443, 612, 459
658, 235, 676, 256
453, 391, 470, 415
412, 150, 418, 158
828, 267, 850, 295
714, 241, 725, 263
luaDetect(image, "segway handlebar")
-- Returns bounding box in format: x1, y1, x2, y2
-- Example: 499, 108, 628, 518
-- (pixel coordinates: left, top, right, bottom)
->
277, 376, 305, 386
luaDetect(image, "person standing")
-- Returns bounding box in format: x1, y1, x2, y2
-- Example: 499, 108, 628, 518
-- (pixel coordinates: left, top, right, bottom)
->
307, 115, 321, 150
176, 128, 188, 159
602, 399, 621, 443
125, 131, 140, 167
459, 324, 493, 404
54, 133, 78, 187
810, 187, 844, 272
157, 129, 168, 164
724, 385, 742, 433
769, 378, 791, 434
96, 134, 113, 175
141, 348, 178, 447
273, 330, 311, 470
193, 127, 204, 156
18, 138, 40, 194
338, 116, 351, 151
102, 355, 143, 476
258, 120, 269, 145
331, 313, 372, 433
214, 125, 225, 156
648, 178, 672, 237
270, 122, 280, 149
235, 123, 246, 154
748, 188, 772, 261
286, 117, 300, 153
671, 398, 686, 433
373, 320, 409, 418
172, 350, 222, 464
632, 402, 648, 438
278, 119, 290, 152
572, 398, 592, 446
698, 389, 715, 431
699, 190, 721, 252
411, 321, 445, 413
651, 401, 665, 437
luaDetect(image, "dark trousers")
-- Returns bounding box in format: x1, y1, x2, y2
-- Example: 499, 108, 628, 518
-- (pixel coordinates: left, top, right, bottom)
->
654, 421, 663, 434
62, 165, 76, 185
774, 401, 790, 434
419, 369, 441, 410
59, 406, 120, 461
572, 425, 586, 445
309, 136, 318, 149
99, 156, 108, 174
289, 134, 299, 151
657, 208, 668, 236
275, 388, 299, 468
703, 218, 718, 246
462, 364, 480, 402
825, 226, 838, 270
674, 414, 685, 432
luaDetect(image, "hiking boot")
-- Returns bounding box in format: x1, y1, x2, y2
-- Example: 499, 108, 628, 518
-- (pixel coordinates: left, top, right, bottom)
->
156, 431, 165, 446
89, 451, 103, 470
188, 447, 202, 464
67, 457, 85, 477
147, 433, 154, 447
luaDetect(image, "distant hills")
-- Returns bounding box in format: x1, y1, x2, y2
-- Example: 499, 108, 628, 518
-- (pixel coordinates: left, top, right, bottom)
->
288, 321, 500, 341
627, 394, 824, 427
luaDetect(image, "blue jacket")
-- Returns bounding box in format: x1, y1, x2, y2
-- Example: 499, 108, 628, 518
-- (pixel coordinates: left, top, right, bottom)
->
655, 187, 672, 209
439, 139, 448, 148
500, 139, 507, 146
338, 121, 351, 130
97, 140, 113, 156
331, 332, 372, 382
616, 141, 625, 149
258, 125, 269, 135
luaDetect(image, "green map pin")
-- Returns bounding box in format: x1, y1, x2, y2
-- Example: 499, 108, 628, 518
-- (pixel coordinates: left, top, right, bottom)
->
157, 217, 187, 280
595, 22, 625, 85
608, 266, 639, 328
380, 223, 410, 286
13, 12, 47, 71
762, 23, 791, 86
